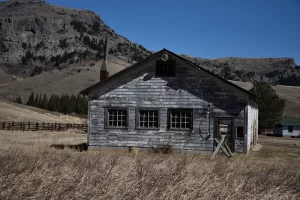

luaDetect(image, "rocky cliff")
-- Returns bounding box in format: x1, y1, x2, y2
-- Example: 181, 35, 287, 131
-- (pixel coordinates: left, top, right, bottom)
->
0, 0, 150, 75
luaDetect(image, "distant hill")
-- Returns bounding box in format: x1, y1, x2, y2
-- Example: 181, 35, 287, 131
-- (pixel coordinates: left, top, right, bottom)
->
182, 55, 300, 86
0, 0, 299, 87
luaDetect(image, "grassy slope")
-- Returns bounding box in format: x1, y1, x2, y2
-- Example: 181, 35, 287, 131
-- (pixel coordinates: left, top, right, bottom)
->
0, 99, 86, 123
230, 80, 300, 118
0, 130, 299, 199
0, 58, 129, 102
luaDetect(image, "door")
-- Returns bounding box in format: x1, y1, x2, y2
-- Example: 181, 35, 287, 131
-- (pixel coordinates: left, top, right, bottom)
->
215, 118, 235, 152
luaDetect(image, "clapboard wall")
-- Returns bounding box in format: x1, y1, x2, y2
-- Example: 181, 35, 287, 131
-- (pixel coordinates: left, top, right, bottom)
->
87, 52, 252, 153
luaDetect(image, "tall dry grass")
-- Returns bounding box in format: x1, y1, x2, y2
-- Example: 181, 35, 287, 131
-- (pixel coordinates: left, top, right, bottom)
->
0, 145, 300, 200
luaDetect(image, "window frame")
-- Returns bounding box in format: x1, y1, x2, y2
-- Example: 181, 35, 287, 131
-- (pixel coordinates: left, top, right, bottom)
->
136, 108, 160, 130
167, 109, 193, 131
104, 107, 129, 129
155, 60, 176, 77
288, 126, 293, 133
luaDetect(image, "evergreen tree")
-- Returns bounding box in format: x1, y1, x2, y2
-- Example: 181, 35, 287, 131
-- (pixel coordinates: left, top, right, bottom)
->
48, 94, 55, 111
250, 82, 286, 131
34, 94, 39, 107
42, 94, 48, 110
27, 91, 34, 106
76, 94, 84, 114
15, 97, 22, 104
70, 94, 77, 113
38, 94, 43, 108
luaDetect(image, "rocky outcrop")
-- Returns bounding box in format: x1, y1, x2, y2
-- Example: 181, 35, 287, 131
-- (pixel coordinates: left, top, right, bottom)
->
0, 0, 150, 75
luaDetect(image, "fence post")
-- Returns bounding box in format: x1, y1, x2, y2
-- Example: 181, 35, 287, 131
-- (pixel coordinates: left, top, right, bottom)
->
12, 121, 14, 132
36, 123, 39, 131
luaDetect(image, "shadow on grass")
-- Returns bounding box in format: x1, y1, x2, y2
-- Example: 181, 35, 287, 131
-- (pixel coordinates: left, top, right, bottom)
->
266, 133, 282, 137
50, 143, 88, 152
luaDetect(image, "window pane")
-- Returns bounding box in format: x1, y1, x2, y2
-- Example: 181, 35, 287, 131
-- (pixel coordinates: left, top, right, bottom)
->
169, 109, 192, 129
108, 109, 127, 127
138, 110, 158, 128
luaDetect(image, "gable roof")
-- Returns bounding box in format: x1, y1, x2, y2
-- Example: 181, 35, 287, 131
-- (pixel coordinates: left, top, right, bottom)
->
80, 48, 258, 103
279, 117, 300, 126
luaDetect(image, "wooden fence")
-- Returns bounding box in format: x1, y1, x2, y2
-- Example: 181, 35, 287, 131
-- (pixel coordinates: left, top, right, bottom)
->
0, 121, 87, 132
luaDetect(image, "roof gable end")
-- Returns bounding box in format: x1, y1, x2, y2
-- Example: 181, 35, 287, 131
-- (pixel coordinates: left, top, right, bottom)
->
80, 48, 258, 103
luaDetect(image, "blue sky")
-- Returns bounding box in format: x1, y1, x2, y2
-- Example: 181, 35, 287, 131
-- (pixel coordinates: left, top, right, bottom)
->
6, 0, 300, 64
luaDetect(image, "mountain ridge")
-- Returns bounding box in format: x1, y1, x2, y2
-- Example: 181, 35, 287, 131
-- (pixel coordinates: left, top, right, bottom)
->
0, 0, 299, 86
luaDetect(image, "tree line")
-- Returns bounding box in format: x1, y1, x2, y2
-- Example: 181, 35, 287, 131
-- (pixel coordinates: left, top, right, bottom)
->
16, 92, 88, 115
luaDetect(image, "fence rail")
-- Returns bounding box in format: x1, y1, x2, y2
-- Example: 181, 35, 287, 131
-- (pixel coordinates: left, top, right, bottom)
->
0, 121, 87, 132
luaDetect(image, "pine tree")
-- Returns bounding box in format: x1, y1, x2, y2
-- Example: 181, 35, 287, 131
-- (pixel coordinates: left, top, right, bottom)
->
38, 94, 43, 108
34, 94, 39, 107
15, 97, 22, 104
42, 94, 48, 110
250, 82, 286, 131
76, 94, 84, 114
48, 94, 55, 111
27, 91, 34, 106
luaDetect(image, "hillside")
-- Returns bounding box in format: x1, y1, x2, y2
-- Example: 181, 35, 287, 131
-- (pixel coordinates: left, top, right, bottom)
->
0, 0, 150, 77
0, 99, 86, 123
230, 81, 300, 118
183, 56, 300, 85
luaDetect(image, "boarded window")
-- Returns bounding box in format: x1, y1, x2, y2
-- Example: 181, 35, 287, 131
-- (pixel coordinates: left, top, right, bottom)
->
156, 60, 176, 77
288, 126, 293, 133
107, 109, 127, 128
168, 109, 192, 130
236, 126, 244, 138
137, 110, 159, 129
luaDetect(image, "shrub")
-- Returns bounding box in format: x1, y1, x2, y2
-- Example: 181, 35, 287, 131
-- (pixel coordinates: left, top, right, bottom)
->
59, 38, 68, 49
70, 20, 87, 33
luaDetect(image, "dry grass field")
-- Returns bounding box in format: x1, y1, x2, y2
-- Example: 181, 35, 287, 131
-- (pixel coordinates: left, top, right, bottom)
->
0, 130, 299, 200
0, 99, 86, 123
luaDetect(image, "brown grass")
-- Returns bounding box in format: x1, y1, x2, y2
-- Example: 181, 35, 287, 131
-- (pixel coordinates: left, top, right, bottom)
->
0, 99, 86, 123
0, 131, 300, 200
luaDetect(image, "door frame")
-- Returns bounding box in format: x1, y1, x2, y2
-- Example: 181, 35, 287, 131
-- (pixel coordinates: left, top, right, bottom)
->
214, 117, 236, 153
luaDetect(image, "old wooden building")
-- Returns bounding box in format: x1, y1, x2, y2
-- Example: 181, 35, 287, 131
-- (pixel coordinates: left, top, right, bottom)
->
80, 48, 259, 154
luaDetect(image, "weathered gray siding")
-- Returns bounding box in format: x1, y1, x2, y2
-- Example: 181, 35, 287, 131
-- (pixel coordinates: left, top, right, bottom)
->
245, 104, 259, 152
88, 52, 250, 153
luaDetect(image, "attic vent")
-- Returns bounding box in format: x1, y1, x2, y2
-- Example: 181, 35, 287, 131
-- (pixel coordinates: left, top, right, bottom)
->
161, 53, 169, 61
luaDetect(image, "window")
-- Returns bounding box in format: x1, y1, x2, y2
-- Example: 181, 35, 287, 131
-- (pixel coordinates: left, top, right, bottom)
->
106, 109, 127, 128
236, 126, 244, 138
137, 109, 159, 129
288, 126, 293, 133
156, 60, 176, 77
168, 109, 192, 130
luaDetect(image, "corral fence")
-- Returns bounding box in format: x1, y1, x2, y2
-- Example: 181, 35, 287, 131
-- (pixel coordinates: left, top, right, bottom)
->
0, 121, 87, 132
